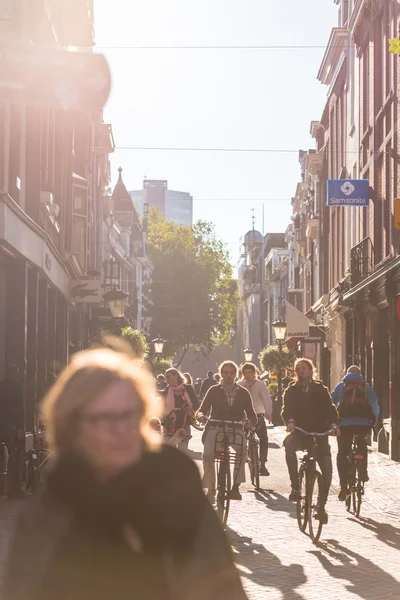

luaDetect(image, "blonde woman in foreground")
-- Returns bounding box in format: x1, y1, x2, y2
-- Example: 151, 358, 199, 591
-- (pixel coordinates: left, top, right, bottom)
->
4, 347, 247, 600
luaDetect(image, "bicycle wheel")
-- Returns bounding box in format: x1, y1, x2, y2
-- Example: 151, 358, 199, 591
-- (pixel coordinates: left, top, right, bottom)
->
251, 440, 260, 490
308, 471, 324, 543
297, 468, 308, 532
346, 460, 355, 513
352, 461, 363, 518
216, 459, 231, 527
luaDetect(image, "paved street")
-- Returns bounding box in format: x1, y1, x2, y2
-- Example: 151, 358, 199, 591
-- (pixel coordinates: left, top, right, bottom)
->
189, 427, 400, 600
0, 428, 399, 599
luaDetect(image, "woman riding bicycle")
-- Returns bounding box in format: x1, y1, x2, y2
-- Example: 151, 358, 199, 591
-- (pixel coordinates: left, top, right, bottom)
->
159, 368, 199, 451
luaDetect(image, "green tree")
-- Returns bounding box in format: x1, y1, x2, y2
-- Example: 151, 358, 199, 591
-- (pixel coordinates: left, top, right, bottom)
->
121, 327, 149, 359
148, 209, 238, 358
259, 345, 296, 375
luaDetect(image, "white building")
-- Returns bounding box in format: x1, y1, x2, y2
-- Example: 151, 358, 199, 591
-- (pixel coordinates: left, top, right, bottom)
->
130, 180, 193, 227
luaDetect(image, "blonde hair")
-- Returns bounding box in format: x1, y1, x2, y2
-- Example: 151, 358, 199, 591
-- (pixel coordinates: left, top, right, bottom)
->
165, 368, 185, 385
42, 347, 161, 457
219, 361, 239, 377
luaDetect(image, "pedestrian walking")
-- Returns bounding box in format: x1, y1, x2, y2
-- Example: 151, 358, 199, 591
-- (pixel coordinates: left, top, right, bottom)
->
0, 365, 25, 497
200, 371, 217, 399
331, 365, 380, 501
194, 377, 202, 399
238, 362, 272, 476
281, 358, 339, 523
3, 347, 247, 600
183, 372, 193, 385
156, 373, 167, 391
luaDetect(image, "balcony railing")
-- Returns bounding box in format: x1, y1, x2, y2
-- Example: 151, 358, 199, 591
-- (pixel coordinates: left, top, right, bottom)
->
350, 237, 374, 287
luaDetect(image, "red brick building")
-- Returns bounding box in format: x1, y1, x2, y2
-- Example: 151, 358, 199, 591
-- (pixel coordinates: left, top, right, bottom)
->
0, 2, 114, 429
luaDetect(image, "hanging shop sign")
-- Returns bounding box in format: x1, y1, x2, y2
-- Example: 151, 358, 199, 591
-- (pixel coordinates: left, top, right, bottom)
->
327, 179, 369, 207
70, 280, 104, 303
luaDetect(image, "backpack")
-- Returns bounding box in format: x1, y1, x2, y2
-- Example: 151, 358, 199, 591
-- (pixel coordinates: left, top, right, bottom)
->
338, 379, 374, 421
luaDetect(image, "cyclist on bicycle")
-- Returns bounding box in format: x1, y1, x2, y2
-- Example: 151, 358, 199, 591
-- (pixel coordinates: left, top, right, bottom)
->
197, 361, 257, 502
238, 362, 272, 476
282, 358, 339, 523
159, 368, 198, 451
331, 365, 380, 501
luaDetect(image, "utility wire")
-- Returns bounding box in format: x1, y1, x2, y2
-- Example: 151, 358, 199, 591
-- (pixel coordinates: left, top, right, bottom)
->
96, 44, 389, 50
114, 145, 375, 154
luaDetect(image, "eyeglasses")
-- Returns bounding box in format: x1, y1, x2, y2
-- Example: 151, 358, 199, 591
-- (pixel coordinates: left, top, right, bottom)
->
80, 409, 143, 429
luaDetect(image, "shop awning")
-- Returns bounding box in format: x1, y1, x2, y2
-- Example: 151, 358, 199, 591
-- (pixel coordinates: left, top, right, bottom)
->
285, 300, 310, 338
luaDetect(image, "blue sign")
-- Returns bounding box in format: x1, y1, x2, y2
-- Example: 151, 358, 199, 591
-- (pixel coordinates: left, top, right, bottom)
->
327, 179, 369, 207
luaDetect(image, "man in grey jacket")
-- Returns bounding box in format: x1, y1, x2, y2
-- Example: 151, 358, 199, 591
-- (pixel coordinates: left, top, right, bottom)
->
238, 363, 272, 476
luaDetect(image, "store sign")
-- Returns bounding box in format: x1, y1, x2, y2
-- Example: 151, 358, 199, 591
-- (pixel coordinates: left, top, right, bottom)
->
327, 179, 369, 207
70, 280, 104, 303
285, 301, 310, 338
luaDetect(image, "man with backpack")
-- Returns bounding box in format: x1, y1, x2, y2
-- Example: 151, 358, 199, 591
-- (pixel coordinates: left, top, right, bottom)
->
331, 366, 380, 501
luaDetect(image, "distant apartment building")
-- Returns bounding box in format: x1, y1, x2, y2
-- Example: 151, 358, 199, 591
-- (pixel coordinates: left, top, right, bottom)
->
130, 180, 193, 227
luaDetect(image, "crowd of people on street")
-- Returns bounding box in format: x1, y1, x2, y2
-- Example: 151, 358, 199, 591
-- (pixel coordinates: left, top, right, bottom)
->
0, 341, 380, 599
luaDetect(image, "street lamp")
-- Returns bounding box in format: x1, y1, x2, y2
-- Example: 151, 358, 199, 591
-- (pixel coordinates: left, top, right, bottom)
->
272, 321, 287, 342
243, 348, 253, 362
103, 288, 128, 318
152, 337, 166, 356
272, 321, 287, 425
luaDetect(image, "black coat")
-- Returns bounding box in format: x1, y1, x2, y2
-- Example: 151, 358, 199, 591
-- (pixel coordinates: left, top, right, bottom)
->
4, 445, 247, 600
159, 384, 200, 414
281, 380, 339, 433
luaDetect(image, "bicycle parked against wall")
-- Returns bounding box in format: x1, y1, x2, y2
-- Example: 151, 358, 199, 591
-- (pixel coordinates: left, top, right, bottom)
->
345, 434, 368, 518
21, 431, 51, 495
295, 426, 336, 543
205, 417, 245, 527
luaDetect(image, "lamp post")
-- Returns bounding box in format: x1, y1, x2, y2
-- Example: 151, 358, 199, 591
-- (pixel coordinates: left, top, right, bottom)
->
272, 321, 287, 422
103, 288, 129, 320
152, 337, 166, 357
243, 348, 253, 363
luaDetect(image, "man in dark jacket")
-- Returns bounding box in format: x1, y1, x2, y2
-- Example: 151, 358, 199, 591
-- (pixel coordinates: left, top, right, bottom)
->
0, 365, 25, 496
200, 371, 217, 399
281, 359, 339, 523
197, 361, 257, 502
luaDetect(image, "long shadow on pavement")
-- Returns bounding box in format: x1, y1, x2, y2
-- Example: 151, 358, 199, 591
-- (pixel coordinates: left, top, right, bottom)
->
227, 527, 307, 600
309, 539, 400, 599
252, 489, 297, 519
347, 516, 400, 551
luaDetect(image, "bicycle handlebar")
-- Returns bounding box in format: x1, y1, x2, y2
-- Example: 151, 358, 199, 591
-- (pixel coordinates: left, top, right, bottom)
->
204, 417, 243, 425
294, 426, 337, 437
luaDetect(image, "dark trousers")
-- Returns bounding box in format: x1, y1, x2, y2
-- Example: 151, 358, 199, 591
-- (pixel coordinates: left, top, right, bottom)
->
337, 426, 371, 488
256, 415, 268, 464
284, 431, 332, 505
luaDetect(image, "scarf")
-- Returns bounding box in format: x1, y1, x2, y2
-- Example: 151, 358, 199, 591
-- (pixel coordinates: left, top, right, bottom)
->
166, 384, 193, 414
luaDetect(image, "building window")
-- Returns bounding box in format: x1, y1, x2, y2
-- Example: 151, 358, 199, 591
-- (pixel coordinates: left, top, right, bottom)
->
72, 216, 87, 271
73, 186, 87, 215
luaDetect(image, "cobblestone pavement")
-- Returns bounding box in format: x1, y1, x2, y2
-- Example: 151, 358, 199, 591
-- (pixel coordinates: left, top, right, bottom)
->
189, 426, 400, 600
0, 428, 399, 600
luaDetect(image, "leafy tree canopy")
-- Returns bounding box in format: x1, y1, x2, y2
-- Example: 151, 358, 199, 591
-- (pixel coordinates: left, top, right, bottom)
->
259, 345, 296, 375
148, 209, 238, 356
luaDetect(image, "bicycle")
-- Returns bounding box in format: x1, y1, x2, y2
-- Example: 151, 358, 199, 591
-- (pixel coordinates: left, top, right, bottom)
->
21, 431, 51, 495
246, 427, 260, 490
345, 434, 368, 518
204, 417, 245, 527
294, 426, 336, 543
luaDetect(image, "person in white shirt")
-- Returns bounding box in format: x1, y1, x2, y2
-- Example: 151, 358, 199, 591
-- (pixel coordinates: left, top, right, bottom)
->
238, 362, 272, 476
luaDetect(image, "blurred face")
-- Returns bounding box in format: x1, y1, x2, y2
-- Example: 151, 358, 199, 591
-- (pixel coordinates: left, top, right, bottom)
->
243, 368, 256, 382
75, 381, 144, 480
221, 365, 237, 385
166, 371, 180, 387
296, 361, 312, 382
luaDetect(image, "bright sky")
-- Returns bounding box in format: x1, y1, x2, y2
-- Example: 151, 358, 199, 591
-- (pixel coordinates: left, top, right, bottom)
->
94, 0, 338, 267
